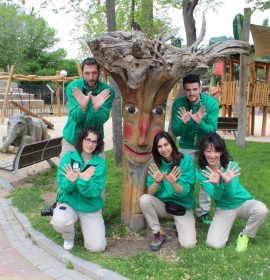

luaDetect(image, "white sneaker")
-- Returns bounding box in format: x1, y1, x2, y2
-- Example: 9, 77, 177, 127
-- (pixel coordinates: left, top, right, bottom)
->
63, 240, 74, 250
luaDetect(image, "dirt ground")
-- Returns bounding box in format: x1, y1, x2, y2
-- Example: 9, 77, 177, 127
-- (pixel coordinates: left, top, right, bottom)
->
39, 190, 181, 260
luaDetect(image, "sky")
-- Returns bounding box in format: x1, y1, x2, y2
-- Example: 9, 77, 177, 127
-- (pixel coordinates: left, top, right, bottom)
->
24, 0, 270, 59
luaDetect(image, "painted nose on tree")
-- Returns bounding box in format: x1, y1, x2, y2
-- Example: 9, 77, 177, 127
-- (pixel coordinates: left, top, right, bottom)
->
138, 117, 149, 146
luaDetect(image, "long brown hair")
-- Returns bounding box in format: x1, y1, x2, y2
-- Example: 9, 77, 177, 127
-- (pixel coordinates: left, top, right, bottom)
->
152, 131, 182, 168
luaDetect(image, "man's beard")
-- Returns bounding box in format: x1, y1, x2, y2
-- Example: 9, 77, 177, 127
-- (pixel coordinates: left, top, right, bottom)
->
87, 79, 98, 89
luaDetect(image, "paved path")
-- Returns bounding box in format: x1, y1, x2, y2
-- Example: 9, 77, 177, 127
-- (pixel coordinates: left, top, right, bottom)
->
0, 190, 92, 280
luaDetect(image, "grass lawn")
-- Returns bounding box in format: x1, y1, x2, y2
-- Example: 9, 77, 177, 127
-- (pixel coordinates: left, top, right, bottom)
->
10, 140, 270, 280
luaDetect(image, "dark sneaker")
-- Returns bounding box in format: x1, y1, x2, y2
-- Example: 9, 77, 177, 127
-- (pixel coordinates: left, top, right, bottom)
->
150, 232, 166, 251
199, 213, 212, 225
172, 222, 178, 237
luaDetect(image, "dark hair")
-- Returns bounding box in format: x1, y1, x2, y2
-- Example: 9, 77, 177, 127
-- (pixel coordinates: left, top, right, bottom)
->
81, 57, 100, 71
152, 131, 182, 168
183, 74, 200, 87
75, 127, 104, 155
198, 133, 231, 169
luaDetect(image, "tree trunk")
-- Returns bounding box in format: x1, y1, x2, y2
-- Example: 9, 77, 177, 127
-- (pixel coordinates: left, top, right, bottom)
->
183, 0, 198, 46
131, 0, 135, 22
142, 0, 153, 35
237, 8, 251, 147
109, 77, 123, 165
88, 30, 249, 231
106, 0, 123, 165
106, 0, 116, 32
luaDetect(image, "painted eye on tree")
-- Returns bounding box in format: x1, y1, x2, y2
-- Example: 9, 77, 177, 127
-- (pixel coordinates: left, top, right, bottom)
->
152, 106, 165, 115
124, 105, 139, 114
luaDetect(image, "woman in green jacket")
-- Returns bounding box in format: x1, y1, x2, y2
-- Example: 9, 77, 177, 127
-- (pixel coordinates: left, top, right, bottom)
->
197, 133, 268, 252
51, 127, 106, 251
140, 131, 197, 251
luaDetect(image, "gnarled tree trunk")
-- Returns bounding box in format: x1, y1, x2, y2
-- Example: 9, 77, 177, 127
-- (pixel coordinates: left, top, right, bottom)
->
88, 30, 249, 231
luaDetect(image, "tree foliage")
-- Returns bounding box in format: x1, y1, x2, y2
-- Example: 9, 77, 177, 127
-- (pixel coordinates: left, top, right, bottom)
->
61, 0, 176, 57
0, 3, 77, 76
246, 0, 270, 11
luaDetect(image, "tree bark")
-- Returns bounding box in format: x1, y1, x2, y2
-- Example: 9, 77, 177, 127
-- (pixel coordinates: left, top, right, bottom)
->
106, 0, 116, 32
237, 8, 251, 148
106, 0, 123, 165
183, 0, 199, 46
109, 77, 123, 165
88, 30, 249, 231
142, 0, 153, 35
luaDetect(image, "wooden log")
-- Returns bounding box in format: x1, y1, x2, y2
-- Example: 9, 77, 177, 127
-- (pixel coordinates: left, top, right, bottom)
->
0, 74, 79, 82
1, 65, 14, 123
10, 101, 54, 129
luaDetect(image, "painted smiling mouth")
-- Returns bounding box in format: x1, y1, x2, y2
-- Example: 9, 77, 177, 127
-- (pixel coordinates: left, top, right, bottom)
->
123, 144, 151, 157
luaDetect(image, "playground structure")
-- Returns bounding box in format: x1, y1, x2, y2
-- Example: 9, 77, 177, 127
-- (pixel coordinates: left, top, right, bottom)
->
212, 56, 270, 136
0, 65, 81, 123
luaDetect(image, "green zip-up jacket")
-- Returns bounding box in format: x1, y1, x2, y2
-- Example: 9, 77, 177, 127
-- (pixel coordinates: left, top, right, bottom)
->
57, 150, 106, 212
196, 161, 254, 210
171, 93, 219, 149
63, 79, 115, 145
146, 153, 196, 209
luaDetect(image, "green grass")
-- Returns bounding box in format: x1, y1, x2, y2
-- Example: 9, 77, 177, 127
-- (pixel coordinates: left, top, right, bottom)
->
10, 141, 270, 280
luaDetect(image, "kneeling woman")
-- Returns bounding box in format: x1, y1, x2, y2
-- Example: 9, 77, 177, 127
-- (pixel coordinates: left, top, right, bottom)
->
51, 127, 106, 252
197, 133, 268, 252
140, 131, 197, 251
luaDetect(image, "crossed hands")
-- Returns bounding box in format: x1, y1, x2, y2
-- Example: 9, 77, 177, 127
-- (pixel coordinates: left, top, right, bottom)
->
148, 163, 182, 184
73, 87, 110, 112
177, 106, 206, 124
202, 161, 241, 185
62, 164, 96, 182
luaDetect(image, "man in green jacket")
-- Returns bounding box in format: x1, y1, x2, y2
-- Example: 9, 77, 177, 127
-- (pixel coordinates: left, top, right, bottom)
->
61, 57, 115, 157
171, 74, 219, 224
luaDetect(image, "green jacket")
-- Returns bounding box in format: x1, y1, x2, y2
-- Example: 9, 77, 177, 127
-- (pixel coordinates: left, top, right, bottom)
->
146, 153, 196, 209
196, 161, 254, 210
63, 78, 115, 145
57, 150, 106, 212
171, 93, 219, 149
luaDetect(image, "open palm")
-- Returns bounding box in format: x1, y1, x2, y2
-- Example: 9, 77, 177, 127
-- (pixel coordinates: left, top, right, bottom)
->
217, 161, 240, 184
202, 166, 221, 184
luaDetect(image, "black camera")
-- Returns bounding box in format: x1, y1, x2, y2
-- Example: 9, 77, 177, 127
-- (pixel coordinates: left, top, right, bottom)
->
40, 202, 57, 216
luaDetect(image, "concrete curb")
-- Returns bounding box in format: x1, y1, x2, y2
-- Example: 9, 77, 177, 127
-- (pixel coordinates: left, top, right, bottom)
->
8, 199, 128, 280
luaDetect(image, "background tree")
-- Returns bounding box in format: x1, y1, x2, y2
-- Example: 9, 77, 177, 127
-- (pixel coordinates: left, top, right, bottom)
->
246, 0, 270, 11
106, 0, 123, 165
0, 3, 77, 76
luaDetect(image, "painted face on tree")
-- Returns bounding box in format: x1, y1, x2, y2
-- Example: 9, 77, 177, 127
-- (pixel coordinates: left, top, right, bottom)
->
123, 90, 167, 164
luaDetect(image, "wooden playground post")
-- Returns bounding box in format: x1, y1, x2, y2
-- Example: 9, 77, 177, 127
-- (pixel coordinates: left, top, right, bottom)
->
55, 82, 61, 117
1, 65, 14, 123
221, 60, 227, 117
76, 63, 83, 77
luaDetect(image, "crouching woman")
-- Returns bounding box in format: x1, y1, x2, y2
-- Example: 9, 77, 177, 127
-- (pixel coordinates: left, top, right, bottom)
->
196, 133, 268, 252
140, 131, 197, 251
51, 127, 106, 252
